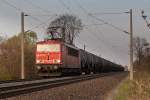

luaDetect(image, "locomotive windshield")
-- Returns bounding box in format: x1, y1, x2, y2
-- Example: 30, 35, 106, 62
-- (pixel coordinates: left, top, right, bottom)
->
45, 32, 62, 40
37, 44, 60, 52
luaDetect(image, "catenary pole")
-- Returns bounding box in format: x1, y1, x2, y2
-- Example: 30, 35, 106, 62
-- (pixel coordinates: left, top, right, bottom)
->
21, 12, 25, 79
129, 9, 133, 80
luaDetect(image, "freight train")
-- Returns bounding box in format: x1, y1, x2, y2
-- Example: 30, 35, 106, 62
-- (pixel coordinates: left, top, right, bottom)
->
35, 38, 124, 77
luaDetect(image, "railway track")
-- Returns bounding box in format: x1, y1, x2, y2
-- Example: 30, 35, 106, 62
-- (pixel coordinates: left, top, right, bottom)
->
0, 78, 47, 84
0, 72, 125, 99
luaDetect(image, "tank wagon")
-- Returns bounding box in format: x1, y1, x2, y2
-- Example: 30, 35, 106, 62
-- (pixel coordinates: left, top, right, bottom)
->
35, 39, 124, 77
80, 49, 124, 74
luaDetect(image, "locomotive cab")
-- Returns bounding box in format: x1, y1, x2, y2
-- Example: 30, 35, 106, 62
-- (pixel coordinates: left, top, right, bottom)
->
36, 39, 62, 76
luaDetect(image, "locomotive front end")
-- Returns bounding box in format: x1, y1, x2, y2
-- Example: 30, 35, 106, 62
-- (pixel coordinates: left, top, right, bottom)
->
36, 40, 62, 76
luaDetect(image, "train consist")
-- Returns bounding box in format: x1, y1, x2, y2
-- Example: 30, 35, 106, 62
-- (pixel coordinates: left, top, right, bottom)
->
35, 39, 124, 76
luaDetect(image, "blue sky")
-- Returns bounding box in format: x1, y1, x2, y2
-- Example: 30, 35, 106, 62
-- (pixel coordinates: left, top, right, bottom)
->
0, 0, 150, 66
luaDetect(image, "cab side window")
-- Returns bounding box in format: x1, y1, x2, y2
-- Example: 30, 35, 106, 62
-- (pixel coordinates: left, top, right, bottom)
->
67, 47, 79, 57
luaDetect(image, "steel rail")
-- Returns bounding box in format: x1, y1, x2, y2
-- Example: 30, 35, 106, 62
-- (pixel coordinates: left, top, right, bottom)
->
0, 72, 126, 99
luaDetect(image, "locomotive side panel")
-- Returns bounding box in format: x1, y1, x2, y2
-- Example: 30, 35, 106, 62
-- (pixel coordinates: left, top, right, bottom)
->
60, 44, 81, 75
61, 44, 66, 68
65, 46, 80, 68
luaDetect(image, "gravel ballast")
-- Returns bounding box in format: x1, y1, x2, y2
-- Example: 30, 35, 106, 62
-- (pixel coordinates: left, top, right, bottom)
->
2, 72, 127, 100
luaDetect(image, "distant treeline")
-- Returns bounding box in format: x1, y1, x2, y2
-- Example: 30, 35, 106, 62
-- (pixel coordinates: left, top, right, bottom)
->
0, 31, 37, 80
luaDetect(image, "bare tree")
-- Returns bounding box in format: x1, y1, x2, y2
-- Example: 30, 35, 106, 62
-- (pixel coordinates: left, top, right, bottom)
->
47, 14, 82, 45
133, 36, 148, 64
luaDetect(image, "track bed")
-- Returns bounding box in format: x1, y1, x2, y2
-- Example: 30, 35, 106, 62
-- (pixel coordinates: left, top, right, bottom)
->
0, 72, 127, 100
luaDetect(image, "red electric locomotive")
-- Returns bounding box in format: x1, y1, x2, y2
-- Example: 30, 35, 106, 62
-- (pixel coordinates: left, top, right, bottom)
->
36, 38, 81, 76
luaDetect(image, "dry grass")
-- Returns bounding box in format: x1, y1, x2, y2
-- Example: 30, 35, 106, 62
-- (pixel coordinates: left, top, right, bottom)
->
114, 58, 150, 100
129, 71, 150, 100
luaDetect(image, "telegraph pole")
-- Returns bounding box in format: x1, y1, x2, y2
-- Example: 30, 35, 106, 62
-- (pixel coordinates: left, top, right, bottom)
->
129, 9, 133, 80
21, 12, 25, 79
84, 45, 86, 51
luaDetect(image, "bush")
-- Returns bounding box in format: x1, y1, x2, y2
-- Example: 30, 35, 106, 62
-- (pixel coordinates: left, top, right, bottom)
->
0, 66, 13, 80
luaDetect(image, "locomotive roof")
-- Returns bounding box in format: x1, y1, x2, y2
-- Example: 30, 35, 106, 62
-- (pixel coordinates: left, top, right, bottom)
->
63, 43, 79, 50
37, 40, 79, 50
37, 40, 62, 44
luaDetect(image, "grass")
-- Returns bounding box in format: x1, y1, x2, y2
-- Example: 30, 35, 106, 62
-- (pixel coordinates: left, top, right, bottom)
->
114, 79, 133, 100
114, 57, 150, 100
114, 66, 150, 100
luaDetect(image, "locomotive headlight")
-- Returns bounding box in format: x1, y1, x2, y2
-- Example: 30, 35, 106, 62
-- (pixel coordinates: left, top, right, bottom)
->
54, 59, 61, 63
54, 65, 58, 69
36, 60, 40, 63
36, 66, 41, 70
57, 60, 60, 63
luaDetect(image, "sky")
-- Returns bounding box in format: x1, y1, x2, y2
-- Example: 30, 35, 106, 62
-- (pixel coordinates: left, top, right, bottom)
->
0, 0, 150, 66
